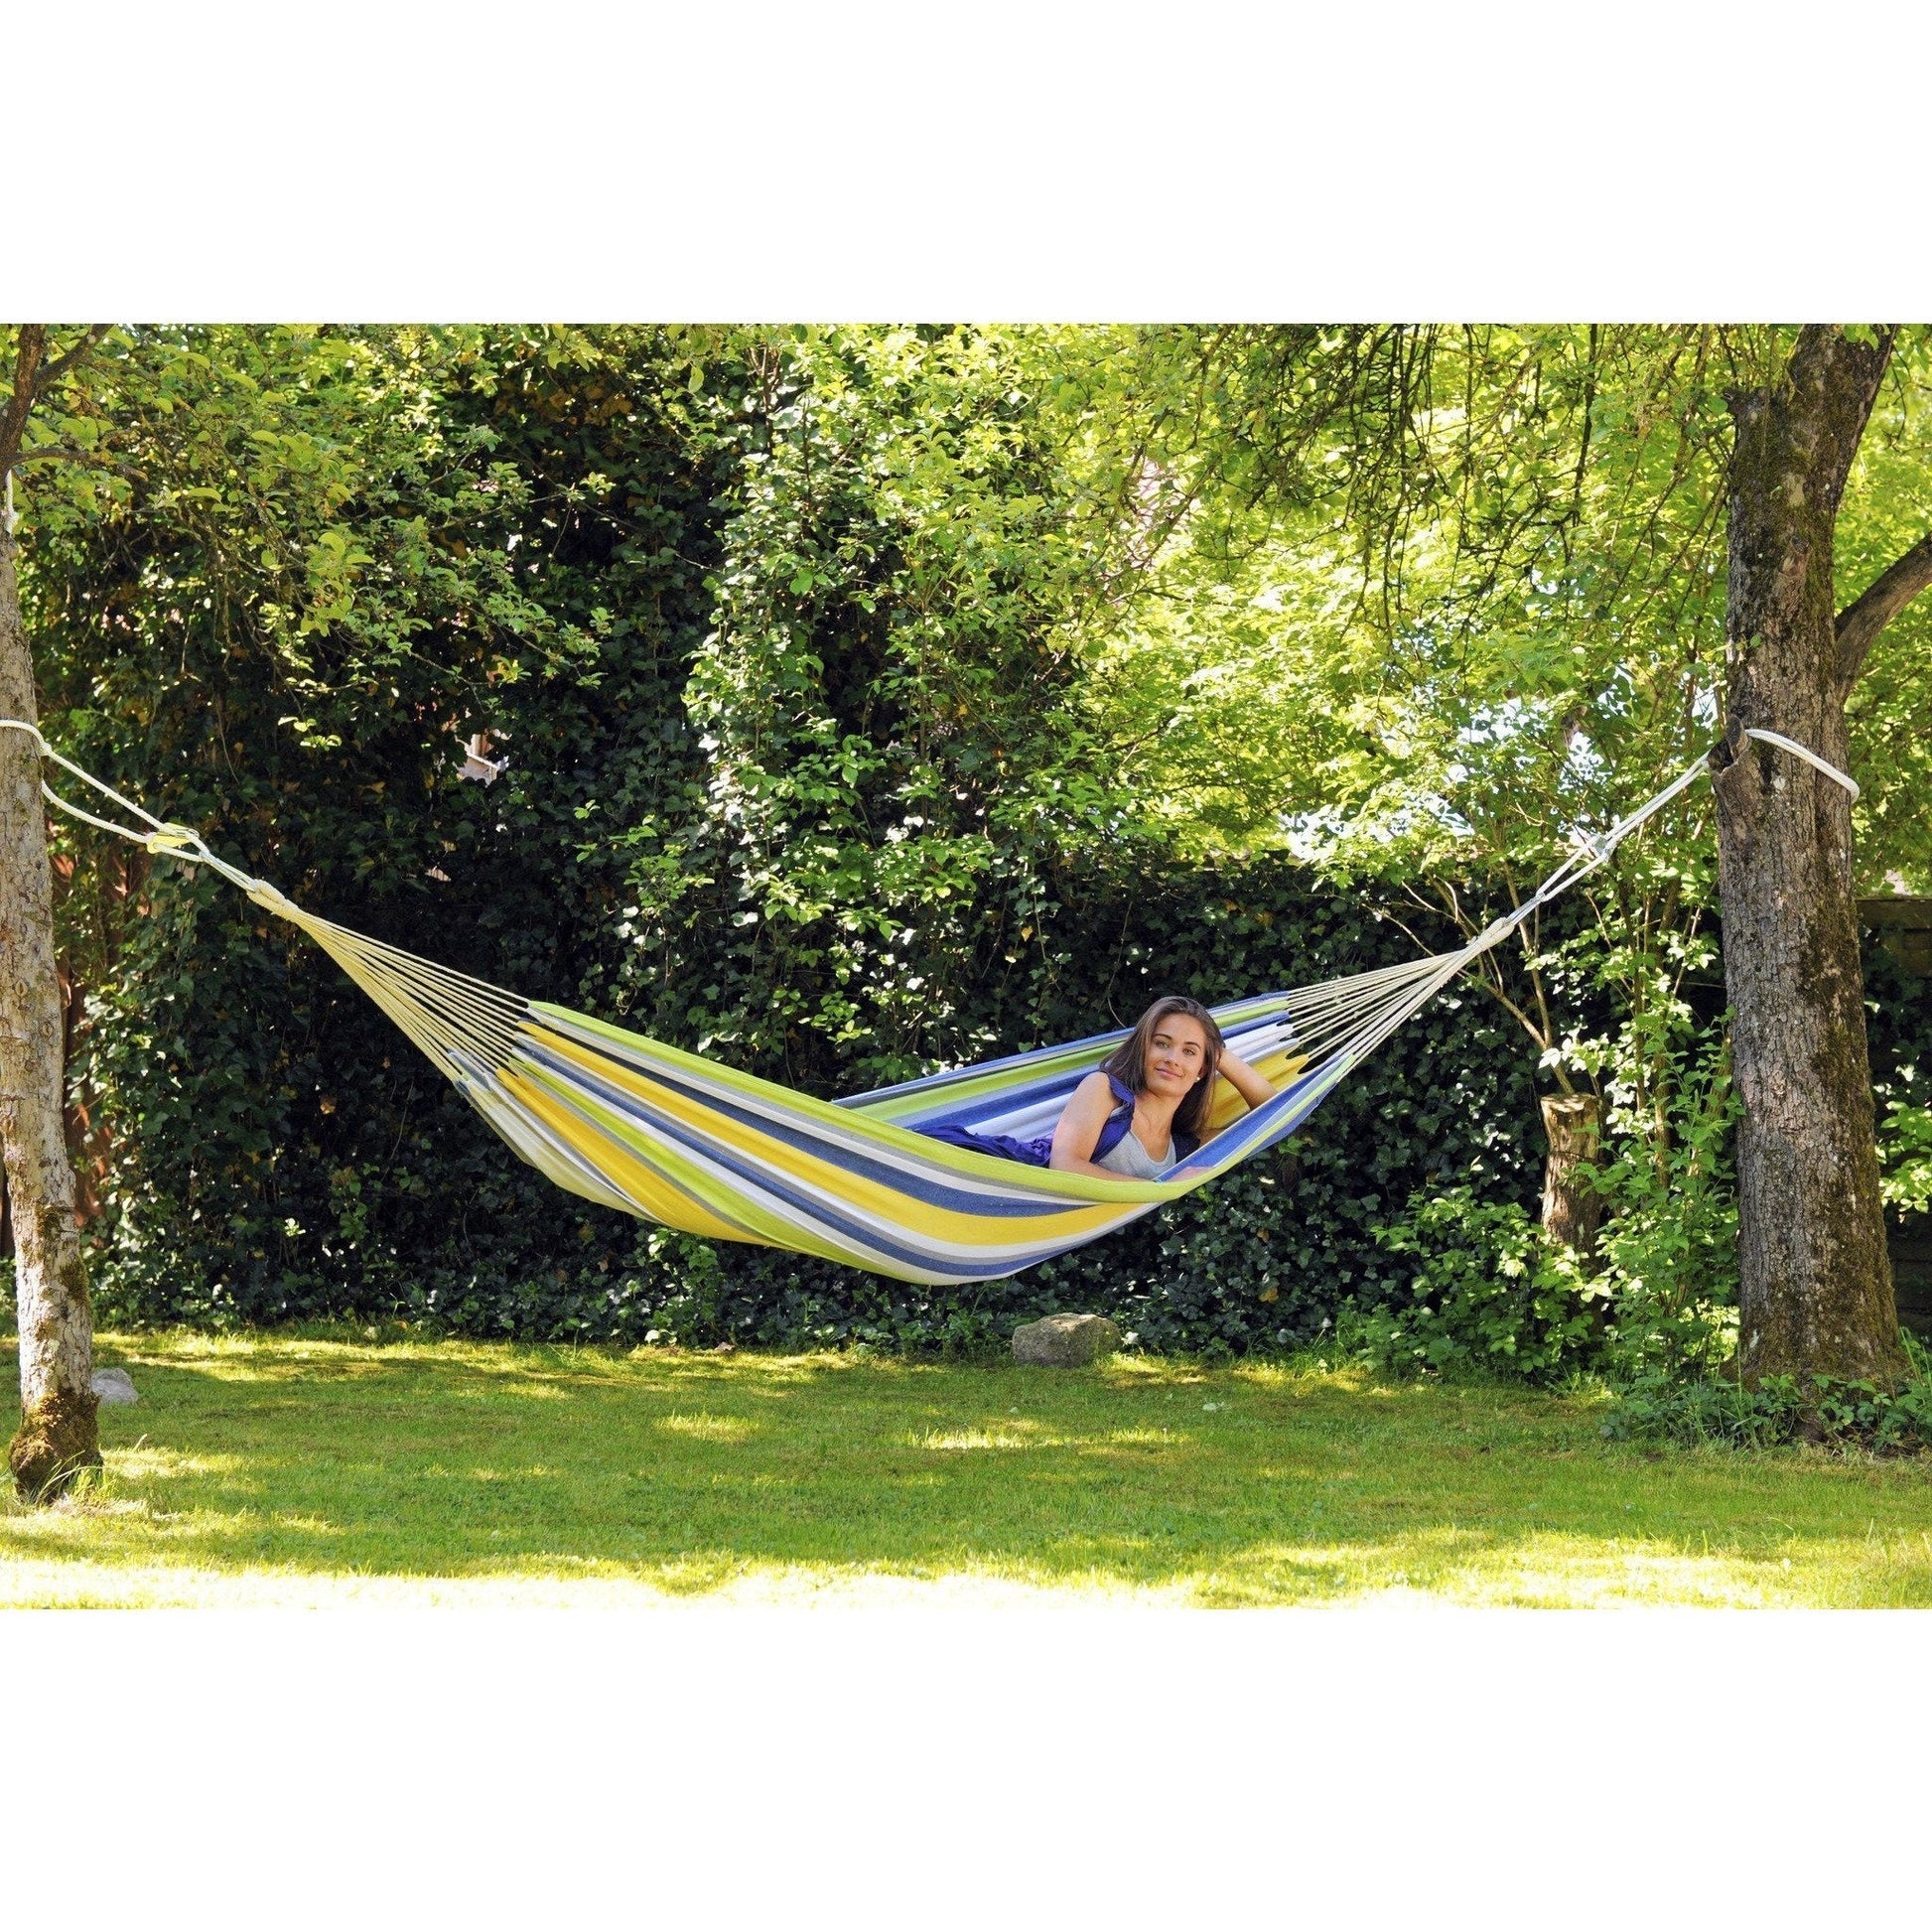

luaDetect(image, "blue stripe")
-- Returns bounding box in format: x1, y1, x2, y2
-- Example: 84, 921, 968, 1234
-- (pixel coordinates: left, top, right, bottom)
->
516, 1042, 1131, 1280
520, 1034, 1096, 1223
838, 996, 1296, 1110
526, 1015, 1348, 1215
853, 1013, 1301, 1133
1167, 1060, 1350, 1178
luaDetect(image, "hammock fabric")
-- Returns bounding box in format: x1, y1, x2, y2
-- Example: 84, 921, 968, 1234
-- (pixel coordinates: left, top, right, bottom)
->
0, 722, 1855, 1286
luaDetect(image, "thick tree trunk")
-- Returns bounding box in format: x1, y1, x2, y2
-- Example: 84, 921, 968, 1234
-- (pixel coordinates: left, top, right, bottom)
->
1714, 328, 1904, 1387
1539, 1092, 1602, 1258
0, 516, 99, 1496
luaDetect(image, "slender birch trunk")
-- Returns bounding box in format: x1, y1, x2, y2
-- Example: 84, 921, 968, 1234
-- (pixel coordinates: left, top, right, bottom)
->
0, 506, 99, 1496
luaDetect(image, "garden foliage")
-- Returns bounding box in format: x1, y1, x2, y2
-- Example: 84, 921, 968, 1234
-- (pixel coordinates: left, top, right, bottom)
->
1603, 1331, 1932, 1452
7, 323, 1928, 1375
1345, 950, 1928, 1395
13, 326, 1552, 1349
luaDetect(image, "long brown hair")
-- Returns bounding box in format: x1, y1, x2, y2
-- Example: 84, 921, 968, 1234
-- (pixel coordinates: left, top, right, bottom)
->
1101, 996, 1225, 1143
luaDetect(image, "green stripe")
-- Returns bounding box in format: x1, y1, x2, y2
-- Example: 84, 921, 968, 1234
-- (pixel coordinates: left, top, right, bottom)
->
523, 1007, 1171, 1204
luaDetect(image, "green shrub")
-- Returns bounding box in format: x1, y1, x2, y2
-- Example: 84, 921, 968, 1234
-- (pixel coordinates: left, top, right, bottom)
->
1348, 1028, 1740, 1388
1352, 1185, 1602, 1382
1879, 1097, 1932, 1219
1604, 1332, 1932, 1452
1591, 1032, 1741, 1381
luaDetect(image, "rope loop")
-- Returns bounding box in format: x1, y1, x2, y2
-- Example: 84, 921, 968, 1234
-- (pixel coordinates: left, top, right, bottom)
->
1740, 727, 1861, 800
143, 825, 204, 856
0, 717, 271, 897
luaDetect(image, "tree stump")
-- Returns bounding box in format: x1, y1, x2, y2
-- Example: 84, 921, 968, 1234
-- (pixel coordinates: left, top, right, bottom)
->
1539, 1093, 1602, 1258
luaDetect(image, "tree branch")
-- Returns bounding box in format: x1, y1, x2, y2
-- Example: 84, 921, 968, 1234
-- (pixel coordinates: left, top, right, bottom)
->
0, 326, 49, 477
31, 325, 110, 401
1837, 524, 1932, 688
11, 444, 144, 483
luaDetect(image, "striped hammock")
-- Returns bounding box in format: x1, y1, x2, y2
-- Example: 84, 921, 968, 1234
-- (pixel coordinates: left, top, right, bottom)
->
0, 721, 1849, 1285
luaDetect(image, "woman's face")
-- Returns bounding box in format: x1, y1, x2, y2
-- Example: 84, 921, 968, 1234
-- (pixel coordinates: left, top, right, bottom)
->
1141, 1013, 1213, 1101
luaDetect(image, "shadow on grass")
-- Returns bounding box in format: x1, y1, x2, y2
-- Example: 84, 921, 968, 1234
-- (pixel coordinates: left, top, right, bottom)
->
5, 1333, 1932, 1604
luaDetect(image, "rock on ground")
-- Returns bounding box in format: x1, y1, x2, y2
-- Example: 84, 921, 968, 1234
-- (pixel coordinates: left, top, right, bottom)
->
1012, 1313, 1120, 1368
90, 1367, 139, 1406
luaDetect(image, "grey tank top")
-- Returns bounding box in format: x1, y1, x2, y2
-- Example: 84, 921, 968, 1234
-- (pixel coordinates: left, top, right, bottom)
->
1094, 1129, 1176, 1179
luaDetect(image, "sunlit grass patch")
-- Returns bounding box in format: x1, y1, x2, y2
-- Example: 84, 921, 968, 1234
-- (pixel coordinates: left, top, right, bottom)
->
654, 1412, 759, 1444
1, 1329, 1928, 1607
918, 1426, 1046, 1451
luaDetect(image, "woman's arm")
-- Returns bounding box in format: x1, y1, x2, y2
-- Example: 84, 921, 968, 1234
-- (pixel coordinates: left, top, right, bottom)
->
1215, 1046, 1278, 1112
1048, 1071, 1130, 1177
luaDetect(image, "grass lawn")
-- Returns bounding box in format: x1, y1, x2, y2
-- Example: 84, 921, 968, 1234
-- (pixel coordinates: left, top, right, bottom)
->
4, 1329, 1931, 1607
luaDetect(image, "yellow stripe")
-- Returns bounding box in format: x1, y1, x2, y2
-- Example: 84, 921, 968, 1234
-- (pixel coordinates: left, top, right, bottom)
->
500, 1067, 774, 1246
530, 1005, 1173, 1195
524, 1029, 1147, 1249
1201, 1047, 1307, 1137
507, 1061, 933, 1271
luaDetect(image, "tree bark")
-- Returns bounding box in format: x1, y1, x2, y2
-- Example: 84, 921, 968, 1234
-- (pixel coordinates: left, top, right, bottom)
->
1539, 1092, 1602, 1258
1, 326, 104, 1496
1, 516, 98, 1495
1714, 327, 1905, 1387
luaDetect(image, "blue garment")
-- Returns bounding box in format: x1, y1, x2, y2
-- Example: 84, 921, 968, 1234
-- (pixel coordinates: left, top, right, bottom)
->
921, 1074, 1199, 1170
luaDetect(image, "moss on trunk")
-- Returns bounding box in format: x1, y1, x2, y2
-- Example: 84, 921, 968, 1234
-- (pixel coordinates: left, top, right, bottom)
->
9, 1383, 101, 1500
1, 341, 102, 1495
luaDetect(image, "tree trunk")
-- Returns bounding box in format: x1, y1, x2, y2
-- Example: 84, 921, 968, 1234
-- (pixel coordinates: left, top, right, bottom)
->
1714, 327, 1905, 1388
0, 514, 99, 1496
1539, 1091, 1602, 1258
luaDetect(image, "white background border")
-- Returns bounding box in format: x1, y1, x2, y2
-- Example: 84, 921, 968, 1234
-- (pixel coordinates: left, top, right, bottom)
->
8, 2, 1931, 1914
14, 0, 1932, 317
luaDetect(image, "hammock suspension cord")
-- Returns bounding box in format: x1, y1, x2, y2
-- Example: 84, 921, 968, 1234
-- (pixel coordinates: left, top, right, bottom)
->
0, 718, 1861, 1283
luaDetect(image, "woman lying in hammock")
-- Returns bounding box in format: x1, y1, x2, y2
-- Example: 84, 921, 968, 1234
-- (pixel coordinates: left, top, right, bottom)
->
924, 995, 1278, 1177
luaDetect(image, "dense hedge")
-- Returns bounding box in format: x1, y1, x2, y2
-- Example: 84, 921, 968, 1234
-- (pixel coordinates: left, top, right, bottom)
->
1868, 930, 1932, 1318
78, 819, 1922, 1358
27, 327, 1926, 1356
12, 329, 1533, 1351
1869, 934, 1932, 1109
62, 336, 739, 1329
84, 842, 1555, 1351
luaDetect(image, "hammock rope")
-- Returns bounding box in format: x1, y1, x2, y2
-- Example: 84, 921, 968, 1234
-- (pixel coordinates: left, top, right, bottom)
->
0, 719, 1857, 1284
